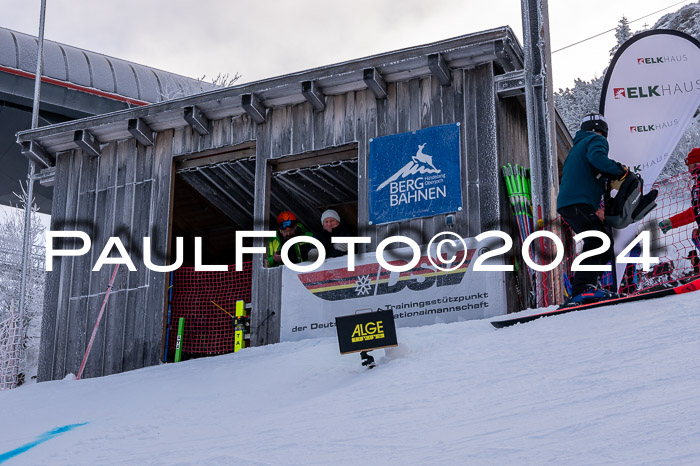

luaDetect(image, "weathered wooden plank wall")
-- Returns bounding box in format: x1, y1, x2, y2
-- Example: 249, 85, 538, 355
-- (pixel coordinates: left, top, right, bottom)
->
39, 109, 259, 380
38, 131, 172, 380
172, 113, 256, 157
38, 149, 78, 381
252, 64, 513, 345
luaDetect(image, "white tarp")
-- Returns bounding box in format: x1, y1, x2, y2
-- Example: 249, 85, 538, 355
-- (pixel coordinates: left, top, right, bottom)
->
279, 240, 506, 342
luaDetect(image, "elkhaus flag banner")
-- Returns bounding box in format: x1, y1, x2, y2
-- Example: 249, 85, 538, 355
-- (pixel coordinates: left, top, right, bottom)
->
600, 30, 700, 288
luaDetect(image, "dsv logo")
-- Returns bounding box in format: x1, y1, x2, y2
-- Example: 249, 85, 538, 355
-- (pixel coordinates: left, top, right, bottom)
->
297, 249, 475, 301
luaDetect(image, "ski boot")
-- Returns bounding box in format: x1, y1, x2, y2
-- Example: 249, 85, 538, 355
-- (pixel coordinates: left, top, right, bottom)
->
360, 351, 376, 369
560, 285, 622, 308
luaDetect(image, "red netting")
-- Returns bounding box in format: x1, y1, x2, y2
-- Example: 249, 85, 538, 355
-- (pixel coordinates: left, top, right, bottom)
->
545, 171, 699, 305
168, 262, 252, 355
629, 172, 699, 290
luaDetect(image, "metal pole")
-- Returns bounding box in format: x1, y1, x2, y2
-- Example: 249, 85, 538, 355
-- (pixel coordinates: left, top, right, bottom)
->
521, 0, 558, 306
18, 0, 47, 327
521, 0, 557, 223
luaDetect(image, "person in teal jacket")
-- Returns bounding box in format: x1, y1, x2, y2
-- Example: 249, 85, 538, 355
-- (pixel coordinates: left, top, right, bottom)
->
557, 113, 627, 303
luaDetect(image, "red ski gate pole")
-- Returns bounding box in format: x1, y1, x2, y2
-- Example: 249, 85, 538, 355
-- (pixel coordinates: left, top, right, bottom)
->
76, 264, 119, 380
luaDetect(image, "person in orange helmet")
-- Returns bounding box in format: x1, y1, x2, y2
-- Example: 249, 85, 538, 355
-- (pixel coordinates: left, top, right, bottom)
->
267, 211, 314, 267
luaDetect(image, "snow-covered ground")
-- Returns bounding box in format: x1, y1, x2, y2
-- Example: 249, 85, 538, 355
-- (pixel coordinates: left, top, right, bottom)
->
1, 291, 699, 465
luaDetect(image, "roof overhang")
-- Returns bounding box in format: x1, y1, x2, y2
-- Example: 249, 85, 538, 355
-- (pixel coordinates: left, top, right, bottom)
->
16, 27, 524, 162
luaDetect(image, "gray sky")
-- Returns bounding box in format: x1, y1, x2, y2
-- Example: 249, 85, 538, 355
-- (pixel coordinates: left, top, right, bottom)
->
0, 0, 695, 91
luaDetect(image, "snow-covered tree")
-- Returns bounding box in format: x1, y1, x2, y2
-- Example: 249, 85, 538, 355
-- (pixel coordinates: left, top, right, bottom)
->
652, 2, 700, 178
653, 2, 700, 39
554, 76, 604, 137
0, 188, 46, 389
159, 72, 241, 101
610, 16, 632, 57
555, 3, 700, 179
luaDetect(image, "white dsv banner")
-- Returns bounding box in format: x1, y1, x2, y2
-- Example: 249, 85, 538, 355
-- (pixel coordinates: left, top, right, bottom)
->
600, 30, 700, 287
279, 241, 506, 342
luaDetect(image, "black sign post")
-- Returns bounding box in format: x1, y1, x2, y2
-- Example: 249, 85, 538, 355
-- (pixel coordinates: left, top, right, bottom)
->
335, 309, 398, 357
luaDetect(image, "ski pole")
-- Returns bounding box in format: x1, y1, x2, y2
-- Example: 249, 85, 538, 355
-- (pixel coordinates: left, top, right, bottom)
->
503, 166, 525, 244
511, 165, 527, 237
163, 273, 173, 363
512, 256, 525, 310
211, 300, 235, 318
510, 165, 529, 242
76, 264, 119, 380
521, 166, 534, 235
174, 317, 185, 363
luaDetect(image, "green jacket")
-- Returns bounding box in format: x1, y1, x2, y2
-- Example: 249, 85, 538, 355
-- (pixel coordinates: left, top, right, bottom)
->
267, 223, 314, 267
557, 130, 624, 211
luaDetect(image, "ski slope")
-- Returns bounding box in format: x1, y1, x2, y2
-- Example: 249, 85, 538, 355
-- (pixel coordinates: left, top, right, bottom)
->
1, 292, 699, 465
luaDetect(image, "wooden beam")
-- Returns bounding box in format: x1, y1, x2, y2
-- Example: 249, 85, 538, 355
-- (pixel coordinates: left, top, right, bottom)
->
127, 118, 154, 146
494, 39, 519, 73
35, 166, 56, 187
20, 140, 54, 168
73, 129, 101, 157
494, 69, 526, 98
16, 29, 520, 153
428, 53, 452, 86
241, 93, 266, 124
176, 149, 256, 171
173, 140, 256, 162
301, 80, 326, 112
184, 106, 210, 135
271, 148, 357, 172
363, 67, 387, 99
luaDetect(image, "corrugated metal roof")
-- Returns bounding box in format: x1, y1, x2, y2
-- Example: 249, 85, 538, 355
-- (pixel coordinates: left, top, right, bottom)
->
0, 26, 217, 104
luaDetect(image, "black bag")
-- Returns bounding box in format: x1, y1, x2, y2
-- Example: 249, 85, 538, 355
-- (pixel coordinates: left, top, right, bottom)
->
604, 172, 658, 229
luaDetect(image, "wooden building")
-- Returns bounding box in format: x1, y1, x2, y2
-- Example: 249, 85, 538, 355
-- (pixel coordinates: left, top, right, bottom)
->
17, 27, 572, 381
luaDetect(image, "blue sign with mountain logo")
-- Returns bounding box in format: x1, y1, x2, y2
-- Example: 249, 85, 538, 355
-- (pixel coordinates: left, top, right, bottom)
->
369, 123, 462, 225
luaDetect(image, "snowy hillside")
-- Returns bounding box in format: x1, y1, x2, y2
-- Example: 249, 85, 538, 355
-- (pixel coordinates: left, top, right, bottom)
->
655, 2, 700, 39
1, 291, 699, 465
